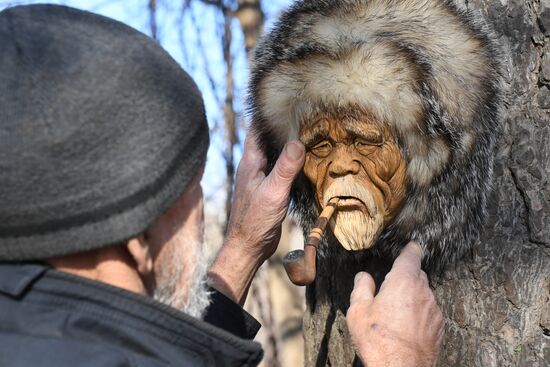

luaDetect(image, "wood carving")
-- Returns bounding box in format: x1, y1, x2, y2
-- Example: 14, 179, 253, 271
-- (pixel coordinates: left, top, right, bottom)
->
249, 0, 504, 274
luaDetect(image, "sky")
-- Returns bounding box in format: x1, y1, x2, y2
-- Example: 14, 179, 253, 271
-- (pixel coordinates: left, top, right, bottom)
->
0, 0, 292, 219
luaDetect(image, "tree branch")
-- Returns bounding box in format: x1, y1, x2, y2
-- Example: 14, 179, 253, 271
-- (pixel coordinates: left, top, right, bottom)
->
148, 0, 158, 40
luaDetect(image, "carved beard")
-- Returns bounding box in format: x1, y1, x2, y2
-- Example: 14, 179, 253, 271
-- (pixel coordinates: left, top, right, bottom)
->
323, 176, 384, 251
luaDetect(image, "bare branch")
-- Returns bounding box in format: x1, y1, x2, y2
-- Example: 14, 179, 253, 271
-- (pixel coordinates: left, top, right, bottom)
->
148, 0, 158, 40
221, 6, 238, 228
176, 2, 192, 69
198, 0, 224, 9
187, 3, 224, 108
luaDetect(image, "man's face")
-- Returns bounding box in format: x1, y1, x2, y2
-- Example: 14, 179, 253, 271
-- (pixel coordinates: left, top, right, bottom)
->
301, 115, 407, 251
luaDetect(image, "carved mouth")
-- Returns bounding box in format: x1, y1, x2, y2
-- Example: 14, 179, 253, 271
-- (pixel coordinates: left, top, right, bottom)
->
334, 196, 365, 210
326, 195, 376, 218
322, 178, 379, 218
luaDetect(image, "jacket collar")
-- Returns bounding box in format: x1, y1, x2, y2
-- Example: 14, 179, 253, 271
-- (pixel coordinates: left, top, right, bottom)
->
0, 262, 263, 366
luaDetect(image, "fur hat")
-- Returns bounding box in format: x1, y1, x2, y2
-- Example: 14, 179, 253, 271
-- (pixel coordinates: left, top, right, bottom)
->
248, 0, 504, 271
0, 5, 209, 260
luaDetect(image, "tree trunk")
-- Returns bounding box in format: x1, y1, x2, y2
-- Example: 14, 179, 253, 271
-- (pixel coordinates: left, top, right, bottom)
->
303, 1, 550, 366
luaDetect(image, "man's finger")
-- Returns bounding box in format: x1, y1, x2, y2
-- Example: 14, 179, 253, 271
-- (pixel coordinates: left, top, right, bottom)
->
390, 241, 423, 276
239, 133, 268, 176
349, 272, 376, 306
242, 133, 267, 165
263, 141, 305, 196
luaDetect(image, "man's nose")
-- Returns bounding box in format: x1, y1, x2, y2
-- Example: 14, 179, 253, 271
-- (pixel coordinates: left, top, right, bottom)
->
328, 147, 361, 177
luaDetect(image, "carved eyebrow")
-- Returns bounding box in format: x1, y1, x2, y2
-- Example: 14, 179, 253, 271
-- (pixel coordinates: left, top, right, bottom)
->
302, 131, 329, 147
344, 125, 383, 142
300, 122, 330, 146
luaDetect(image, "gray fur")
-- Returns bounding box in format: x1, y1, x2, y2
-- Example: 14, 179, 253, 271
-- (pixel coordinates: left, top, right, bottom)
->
248, 0, 504, 273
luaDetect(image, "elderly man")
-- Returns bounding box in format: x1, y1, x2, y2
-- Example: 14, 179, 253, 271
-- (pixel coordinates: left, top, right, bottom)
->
0, 4, 443, 367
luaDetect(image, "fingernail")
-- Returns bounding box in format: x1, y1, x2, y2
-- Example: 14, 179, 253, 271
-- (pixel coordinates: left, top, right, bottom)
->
286, 141, 303, 161
354, 272, 365, 285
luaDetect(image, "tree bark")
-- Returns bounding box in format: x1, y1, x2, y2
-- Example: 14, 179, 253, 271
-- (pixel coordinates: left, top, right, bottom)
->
303, 1, 550, 366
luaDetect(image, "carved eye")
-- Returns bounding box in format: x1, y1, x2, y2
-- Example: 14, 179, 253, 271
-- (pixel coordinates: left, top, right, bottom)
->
354, 134, 384, 155
310, 140, 333, 158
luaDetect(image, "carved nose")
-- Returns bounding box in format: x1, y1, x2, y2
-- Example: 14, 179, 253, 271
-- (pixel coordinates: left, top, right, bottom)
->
328, 154, 361, 177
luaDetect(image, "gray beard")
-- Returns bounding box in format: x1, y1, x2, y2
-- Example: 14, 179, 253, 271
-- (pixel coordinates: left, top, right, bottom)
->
153, 236, 211, 319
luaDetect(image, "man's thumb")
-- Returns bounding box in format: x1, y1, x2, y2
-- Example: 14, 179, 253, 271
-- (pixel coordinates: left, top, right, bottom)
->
264, 141, 305, 194
350, 272, 376, 306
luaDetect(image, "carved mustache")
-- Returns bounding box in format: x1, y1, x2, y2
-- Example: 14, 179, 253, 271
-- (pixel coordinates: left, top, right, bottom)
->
323, 176, 378, 218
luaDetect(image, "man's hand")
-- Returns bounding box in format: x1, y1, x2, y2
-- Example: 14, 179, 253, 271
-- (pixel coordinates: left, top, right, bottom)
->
225, 135, 305, 261
208, 134, 305, 305
346, 242, 444, 367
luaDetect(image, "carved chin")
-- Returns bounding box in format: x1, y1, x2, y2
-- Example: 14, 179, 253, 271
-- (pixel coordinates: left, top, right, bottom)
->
329, 210, 384, 251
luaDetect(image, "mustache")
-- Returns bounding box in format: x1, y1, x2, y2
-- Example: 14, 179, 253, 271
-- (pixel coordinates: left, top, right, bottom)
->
323, 176, 378, 218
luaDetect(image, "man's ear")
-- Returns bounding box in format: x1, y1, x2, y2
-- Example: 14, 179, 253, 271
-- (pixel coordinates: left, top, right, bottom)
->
127, 236, 153, 276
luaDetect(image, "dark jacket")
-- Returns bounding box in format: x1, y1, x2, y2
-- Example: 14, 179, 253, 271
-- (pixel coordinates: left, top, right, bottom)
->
0, 263, 263, 366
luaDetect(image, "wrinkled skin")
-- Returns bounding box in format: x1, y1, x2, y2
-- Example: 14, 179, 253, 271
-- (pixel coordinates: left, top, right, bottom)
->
347, 242, 444, 367
301, 114, 407, 250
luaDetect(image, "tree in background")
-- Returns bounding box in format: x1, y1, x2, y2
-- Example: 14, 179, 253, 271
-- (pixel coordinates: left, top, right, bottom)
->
150, 0, 263, 226
302, 1, 550, 366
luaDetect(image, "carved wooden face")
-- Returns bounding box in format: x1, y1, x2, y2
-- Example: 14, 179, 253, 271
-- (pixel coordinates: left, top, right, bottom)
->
301, 115, 407, 251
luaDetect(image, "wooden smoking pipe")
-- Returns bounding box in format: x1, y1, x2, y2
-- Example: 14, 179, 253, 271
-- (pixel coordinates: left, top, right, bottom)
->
283, 198, 339, 286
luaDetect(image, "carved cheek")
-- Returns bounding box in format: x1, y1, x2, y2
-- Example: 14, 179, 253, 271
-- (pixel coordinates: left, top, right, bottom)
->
353, 149, 397, 220
387, 159, 407, 215
359, 158, 387, 206
373, 145, 400, 181
303, 154, 317, 183
372, 144, 407, 220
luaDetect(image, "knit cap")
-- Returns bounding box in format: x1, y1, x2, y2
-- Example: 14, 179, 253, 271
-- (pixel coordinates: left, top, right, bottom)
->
0, 4, 209, 260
